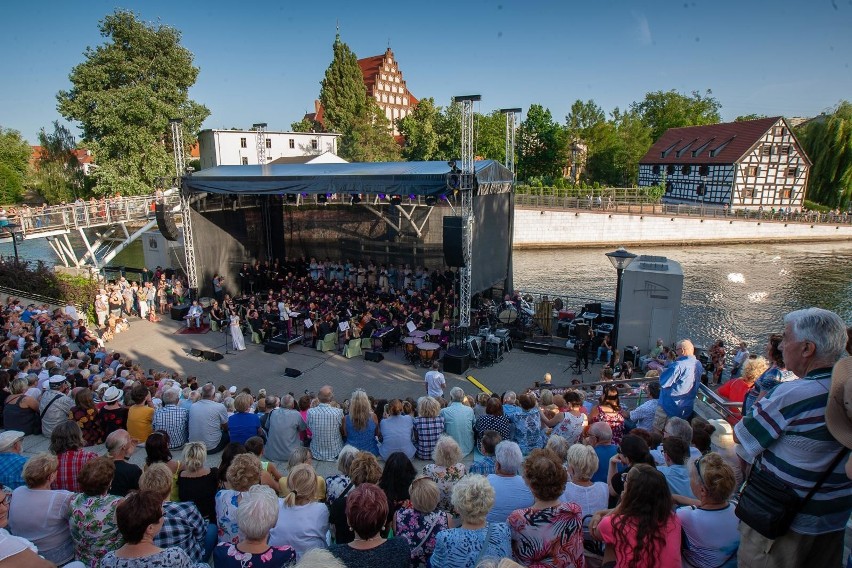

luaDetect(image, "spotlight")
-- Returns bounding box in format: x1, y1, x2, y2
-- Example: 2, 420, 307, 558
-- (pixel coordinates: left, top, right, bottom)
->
425, 195, 438, 206
378, 193, 387, 200
408, 194, 416, 200
317, 194, 327, 204
390, 195, 402, 206
440, 194, 448, 201
350, 194, 362, 204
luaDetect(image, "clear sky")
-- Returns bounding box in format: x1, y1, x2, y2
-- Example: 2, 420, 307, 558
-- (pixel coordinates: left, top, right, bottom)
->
3, 0, 851, 143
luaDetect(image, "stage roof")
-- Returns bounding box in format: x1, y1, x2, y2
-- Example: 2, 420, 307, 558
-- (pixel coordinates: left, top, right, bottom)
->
183, 160, 514, 196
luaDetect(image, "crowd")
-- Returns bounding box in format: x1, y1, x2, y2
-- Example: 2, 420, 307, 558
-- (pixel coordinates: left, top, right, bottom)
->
0, 290, 849, 568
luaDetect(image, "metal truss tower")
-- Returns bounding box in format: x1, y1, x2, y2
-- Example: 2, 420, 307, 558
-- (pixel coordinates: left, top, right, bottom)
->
253, 123, 268, 165
170, 118, 199, 290
500, 108, 522, 175
452, 95, 480, 329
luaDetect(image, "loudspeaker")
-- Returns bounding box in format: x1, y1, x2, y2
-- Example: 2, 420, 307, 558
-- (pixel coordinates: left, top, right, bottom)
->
574, 323, 591, 341
171, 304, 190, 321
443, 349, 470, 375
190, 348, 203, 357
155, 203, 180, 241
584, 303, 602, 316
264, 343, 286, 355
202, 350, 223, 361
364, 352, 384, 363
442, 216, 465, 267
284, 367, 302, 378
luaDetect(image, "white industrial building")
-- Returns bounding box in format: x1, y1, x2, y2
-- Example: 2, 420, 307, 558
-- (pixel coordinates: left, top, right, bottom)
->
197, 129, 343, 169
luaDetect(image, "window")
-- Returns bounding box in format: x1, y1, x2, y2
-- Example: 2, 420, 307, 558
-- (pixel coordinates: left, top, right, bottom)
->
311, 139, 318, 150
782, 189, 792, 199
289, 139, 295, 149
699, 165, 710, 176
652, 164, 661, 175
265, 138, 271, 149
743, 188, 754, 198
681, 164, 691, 175
666, 164, 675, 176
782, 146, 791, 155
665, 180, 673, 193
775, 126, 787, 137
761, 145, 772, 156
786, 166, 798, 178
240, 137, 247, 148
747, 165, 759, 177
241, 157, 248, 165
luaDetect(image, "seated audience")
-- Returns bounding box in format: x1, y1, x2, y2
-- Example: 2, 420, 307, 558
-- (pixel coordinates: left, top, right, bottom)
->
97, 385, 128, 437
245, 436, 283, 484
69, 456, 123, 567
99, 490, 203, 568
431, 474, 512, 567
307, 385, 344, 462
590, 464, 682, 568
589, 384, 626, 445
152, 387, 189, 449
325, 445, 358, 506
270, 463, 329, 558
413, 396, 445, 460
508, 448, 584, 567
587, 422, 617, 483
177, 441, 219, 552
629, 381, 661, 432
227, 393, 262, 445
657, 436, 696, 499
216, 453, 263, 545
487, 440, 533, 523
50, 420, 97, 493
607, 434, 655, 501
540, 390, 587, 444
718, 356, 769, 410
344, 389, 379, 455
394, 475, 448, 567
0, 481, 54, 567
561, 443, 609, 523
69, 387, 105, 446
145, 430, 181, 474
279, 447, 325, 501
8, 453, 74, 565
379, 451, 417, 533
126, 382, 155, 443
214, 485, 296, 567
0, 430, 27, 489
378, 399, 416, 460
440, 387, 475, 457
470, 430, 501, 475
106, 429, 142, 496
3, 378, 40, 435
423, 435, 467, 515
329, 452, 382, 545
510, 393, 545, 455
475, 397, 513, 445
544, 434, 569, 467
263, 394, 307, 463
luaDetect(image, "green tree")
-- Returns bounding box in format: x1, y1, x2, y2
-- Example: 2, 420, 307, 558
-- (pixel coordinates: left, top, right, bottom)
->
290, 117, 317, 133
611, 108, 652, 186
735, 113, 767, 122
630, 89, 721, 140
517, 104, 566, 180
341, 102, 400, 162
797, 101, 852, 209
35, 121, 85, 204
56, 10, 209, 196
398, 98, 443, 161
0, 126, 30, 203
475, 110, 507, 164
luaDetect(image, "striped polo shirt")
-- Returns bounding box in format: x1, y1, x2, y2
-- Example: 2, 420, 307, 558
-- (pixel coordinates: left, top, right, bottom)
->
735, 367, 852, 535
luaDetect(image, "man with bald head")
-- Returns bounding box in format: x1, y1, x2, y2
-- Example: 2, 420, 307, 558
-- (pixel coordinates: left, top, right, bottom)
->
307, 385, 345, 461
653, 339, 703, 434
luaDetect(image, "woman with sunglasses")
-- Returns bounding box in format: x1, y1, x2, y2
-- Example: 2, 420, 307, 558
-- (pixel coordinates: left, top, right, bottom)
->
589, 464, 682, 568
672, 452, 740, 568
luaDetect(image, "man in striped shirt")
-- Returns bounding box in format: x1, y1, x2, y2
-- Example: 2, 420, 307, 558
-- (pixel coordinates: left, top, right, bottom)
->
735, 307, 851, 567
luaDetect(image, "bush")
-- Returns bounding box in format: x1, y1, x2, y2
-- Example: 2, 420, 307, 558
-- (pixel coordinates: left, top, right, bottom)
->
0, 259, 99, 312
803, 199, 831, 213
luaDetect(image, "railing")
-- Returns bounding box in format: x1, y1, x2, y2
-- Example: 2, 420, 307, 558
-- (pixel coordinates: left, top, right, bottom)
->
515, 193, 852, 226
8, 192, 180, 237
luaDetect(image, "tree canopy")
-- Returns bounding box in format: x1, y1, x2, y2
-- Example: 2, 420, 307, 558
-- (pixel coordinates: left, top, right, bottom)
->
630, 89, 721, 140
0, 126, 30, 203
56, 10, 209, 195
796, 101, 852, 209
35, 121, 85, 204
517, 104, 566, 180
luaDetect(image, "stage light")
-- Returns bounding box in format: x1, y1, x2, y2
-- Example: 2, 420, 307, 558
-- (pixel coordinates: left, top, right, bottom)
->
317, 194, 328, 204
408, 194, 416, 200
390, 195, 402, 206
378, 193, 386, 200
286, 194, 297, 204
440, 194, 448, 201
425, 195, 438, 206
350, 194, 362, 204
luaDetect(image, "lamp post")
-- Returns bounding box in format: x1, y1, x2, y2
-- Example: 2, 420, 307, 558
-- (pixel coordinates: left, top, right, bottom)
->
605, 246, 637, 353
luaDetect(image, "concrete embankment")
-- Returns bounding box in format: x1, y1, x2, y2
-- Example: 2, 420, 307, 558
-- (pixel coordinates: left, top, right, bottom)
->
512, 207, 852, 249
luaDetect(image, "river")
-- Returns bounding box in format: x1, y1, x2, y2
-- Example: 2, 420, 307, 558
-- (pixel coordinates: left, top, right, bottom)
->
4, 237, 851, 351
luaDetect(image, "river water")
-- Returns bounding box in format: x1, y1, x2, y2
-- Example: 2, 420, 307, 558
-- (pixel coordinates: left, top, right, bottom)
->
4, 237, 851, 351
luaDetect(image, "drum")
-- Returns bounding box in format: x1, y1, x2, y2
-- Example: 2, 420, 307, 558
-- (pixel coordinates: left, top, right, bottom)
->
498, 306, 518, 324
199, 297, 212, 308
410, 330, 427, 338
418, 342, 440, 366
427, 328, 442, 338
403, 336, 423, 354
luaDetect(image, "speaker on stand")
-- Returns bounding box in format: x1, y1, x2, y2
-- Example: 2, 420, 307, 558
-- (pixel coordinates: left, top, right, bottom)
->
442, 216, 465, 267
155, 203, 180, 241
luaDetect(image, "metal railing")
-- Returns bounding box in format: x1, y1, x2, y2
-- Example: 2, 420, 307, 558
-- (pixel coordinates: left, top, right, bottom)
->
8, 193, 180, 238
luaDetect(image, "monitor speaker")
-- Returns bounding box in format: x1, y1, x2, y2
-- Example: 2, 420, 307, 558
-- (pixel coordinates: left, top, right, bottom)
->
284, 367, 302, 378
202, 350, 223, 361
155, 203, 180, 241
442, 216, 465, 267
264, 343, 286, 355
364, 352, 384, 363
190, 348, 203, 357
443, 349, 470, 375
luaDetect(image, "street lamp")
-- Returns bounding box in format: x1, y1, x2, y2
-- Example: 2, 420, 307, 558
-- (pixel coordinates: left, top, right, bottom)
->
605, 246, 637, 353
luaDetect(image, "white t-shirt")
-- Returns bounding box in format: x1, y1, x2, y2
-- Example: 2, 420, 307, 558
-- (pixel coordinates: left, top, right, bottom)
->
269, 501, 329, 558
0, 527, 37, 561
424, 370, 446, 398
560, 481, 609, 522
677, 504, 740, 568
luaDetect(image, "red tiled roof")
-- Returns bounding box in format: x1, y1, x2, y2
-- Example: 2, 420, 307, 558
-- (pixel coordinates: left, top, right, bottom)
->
358, 54, 385, 94
639, 117, 782, 165
31, 146, 95, 164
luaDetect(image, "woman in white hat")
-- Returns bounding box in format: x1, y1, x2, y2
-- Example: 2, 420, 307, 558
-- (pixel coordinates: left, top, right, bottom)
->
96, 385, 128, 438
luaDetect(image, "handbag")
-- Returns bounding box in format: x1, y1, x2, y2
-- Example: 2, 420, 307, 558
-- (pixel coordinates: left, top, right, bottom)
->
735, 448, 849, 539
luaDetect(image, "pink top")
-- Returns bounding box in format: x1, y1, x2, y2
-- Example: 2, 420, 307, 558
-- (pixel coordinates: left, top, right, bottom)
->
597, 513, 681, 568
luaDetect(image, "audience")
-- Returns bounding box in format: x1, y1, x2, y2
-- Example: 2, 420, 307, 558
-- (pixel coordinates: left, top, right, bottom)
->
379, 399, 416, 460
510, 393, 545, 455
126, 383, 155, 443
176, 442, 219, 549
0, 430, 27, 489
307, 385, 345, 461
345, 389, 380, 455
486, 440, 533, 523
413, 396, 444, 460
586, 422, 617, 483
325, 445, 358, 505
562, 443, 609, 523
264, 393, 307, 462
69, 456, 123, 567
441, 387, 476, 457
70, 387, 105, 446
188, 383, 229, 454
50, 420, 98, 492
106, 428, 142, 496
228, 392, 263, 445
152, 387, 189, 449
279, 447, 325, 501
329, 451, 382, 545
470, 429, 501, 475
216, 453, 262, 545
475, 396, 513, 445
2, 378, 40, 435
658, 436, 697, 499
423, 435, 467, 515
589, 384, 626, 445
540, 389, 587, 444
394, 475, 448, 567
270, 463, 329, 558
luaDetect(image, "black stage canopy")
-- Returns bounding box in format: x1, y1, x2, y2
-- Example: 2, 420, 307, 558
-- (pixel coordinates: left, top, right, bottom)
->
184, 160, 514, 196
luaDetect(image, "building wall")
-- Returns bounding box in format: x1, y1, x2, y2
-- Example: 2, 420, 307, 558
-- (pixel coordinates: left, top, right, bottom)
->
639, 163, 735, 205
366, 50, 415, 135
732, 120, 808, 209
512, 209, 852, 248
197, 130, 341, 169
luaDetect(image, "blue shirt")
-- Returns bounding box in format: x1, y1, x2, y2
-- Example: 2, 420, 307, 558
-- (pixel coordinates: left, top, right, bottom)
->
441, 402, 476, 457
470, 456, 496, 475
227, 412, 261, 445
592, 444, 618, 483
657, 464, 696, 499
0, 453, 27, 490
659, 355, 703, 418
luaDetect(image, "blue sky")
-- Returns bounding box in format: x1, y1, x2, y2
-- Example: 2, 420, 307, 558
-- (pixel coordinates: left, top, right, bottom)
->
2, 0, 851, 143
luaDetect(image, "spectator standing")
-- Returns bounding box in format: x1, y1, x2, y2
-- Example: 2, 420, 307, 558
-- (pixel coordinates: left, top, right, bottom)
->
307, 385, 345, 461
486, 441, 533, 523
263, 394, 306, 463
152, 388, 189, 449
441, 387, 475, 457
0, 431, 27, 490
424, 361, 446, 398
734, 308, 852, 567
731, 342, 750, 377
654, 339, 703, 433
188, 383, 229, 454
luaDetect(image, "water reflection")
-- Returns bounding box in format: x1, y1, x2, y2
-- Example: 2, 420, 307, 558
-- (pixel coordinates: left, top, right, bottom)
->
513, 242, 852, 350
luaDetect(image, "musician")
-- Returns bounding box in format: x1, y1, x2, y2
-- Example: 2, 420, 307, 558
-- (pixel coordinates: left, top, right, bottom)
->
186, 300, 204, 328
210, 300, 227, 328
239, 263, 252, 296
248, 308, 271, 343
381, 318, 403, 352
439, 323, 452, 349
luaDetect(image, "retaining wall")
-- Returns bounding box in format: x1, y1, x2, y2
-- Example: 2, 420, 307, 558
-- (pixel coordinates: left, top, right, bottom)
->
512, 208, 852, 248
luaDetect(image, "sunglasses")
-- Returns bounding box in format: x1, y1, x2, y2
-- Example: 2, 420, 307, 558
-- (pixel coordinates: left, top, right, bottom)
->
694, 455, 706, 488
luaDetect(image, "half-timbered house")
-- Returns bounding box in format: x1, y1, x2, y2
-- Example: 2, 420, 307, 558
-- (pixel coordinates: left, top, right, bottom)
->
637, 117, 811, 209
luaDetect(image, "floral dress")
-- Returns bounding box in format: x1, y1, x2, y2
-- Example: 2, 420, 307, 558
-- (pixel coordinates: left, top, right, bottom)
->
69, 493, 124, 568
96, 405, 128, 437
550, 412, 587, 445
511, 408, 546, 455
70, 406, 105, 446
590, 406, 625, 445
423, 463, 466, 515
395, 506, 448, 567
507, 502, 585, 568
325, 474, 350, 506
99, 548, 199, 568
215, 489, 246, 544
212, 542, 296, 568
430, 523, 512, 568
